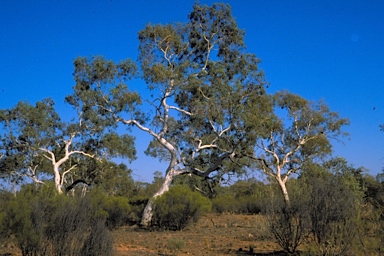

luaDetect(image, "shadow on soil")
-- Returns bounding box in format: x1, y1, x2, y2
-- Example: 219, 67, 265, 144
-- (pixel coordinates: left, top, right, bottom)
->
236, 249, 292, 255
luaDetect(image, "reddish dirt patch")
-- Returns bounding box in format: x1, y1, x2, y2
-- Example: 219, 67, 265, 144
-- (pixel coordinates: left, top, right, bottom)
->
113, 213, 283, 256
0, 213, 285, 256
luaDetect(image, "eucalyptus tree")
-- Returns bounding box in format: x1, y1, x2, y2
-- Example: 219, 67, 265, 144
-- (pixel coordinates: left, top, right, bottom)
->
0, 99, 136, 194
0, 99, 60, 187
252, 91, 349, 203
67, 3, 270, 226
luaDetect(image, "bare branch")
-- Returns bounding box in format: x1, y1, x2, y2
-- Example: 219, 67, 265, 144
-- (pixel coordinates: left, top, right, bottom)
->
168, 105, 192, 116
60, 164, 78, 187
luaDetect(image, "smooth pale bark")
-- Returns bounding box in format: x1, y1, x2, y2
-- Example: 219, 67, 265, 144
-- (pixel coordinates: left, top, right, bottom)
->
40, 134, 95, 194
140, 167, 179, 226
276, 175, 290, 204
140, 136, 182, 226
53, 165, 63, 194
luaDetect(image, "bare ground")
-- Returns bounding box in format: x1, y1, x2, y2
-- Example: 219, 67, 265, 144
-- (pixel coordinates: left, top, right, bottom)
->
0, 214, 288, 256
113, 213, 285, 256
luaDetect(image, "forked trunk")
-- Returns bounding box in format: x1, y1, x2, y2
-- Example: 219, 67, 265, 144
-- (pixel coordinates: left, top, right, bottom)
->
140, 168, 178, 227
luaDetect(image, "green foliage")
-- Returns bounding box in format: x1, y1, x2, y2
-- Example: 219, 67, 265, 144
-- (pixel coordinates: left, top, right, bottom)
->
0, 190, 11, 242
211, 194, 239, 213
212, 192, 264, 214
152, 185, 212, 230
254, 91, 349, 203
100, 132, 137, 160
90, 161, 136, 197
86, 189, 132, 229
0, 185, 114, 256
211, 179, 270, 214
0, 99, 61, 185
66, 4, 270, 223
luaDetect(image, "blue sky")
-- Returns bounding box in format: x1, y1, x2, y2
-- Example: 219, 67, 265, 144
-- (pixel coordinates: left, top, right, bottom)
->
1, 0, 383, 182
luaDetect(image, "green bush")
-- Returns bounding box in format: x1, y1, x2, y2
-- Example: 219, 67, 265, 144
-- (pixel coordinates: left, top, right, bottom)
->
212, 194, 262, 214
127, 195, 148, 224
0, 185, 114, 256
211, 194, 239, 213
87, 189, 131, 229
2, 185, 55, 255
237, 195, 262, 214
152, 185, 212, 230
211, 179, 272, 214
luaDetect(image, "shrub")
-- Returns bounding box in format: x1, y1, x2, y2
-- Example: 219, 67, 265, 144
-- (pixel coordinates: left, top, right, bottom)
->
87, 189, 131, 229
267, 198, 309, 254
0, 185, 114, 256
211, 194, 239, 213
152, 185, 212, 230
128, 195, 148, 224
306, 175, 361, 255
237, 195, 262, 214
167, 238, 185, 252
265, 179, 311, 254
80, 219, 114, 256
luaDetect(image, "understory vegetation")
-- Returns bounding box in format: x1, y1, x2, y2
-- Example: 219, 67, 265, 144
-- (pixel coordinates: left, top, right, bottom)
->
1, 163, 384, 255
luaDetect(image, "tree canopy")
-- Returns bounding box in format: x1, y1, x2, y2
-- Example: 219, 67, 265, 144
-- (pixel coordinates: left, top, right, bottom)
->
252, 91, 349, 202
66, 3, 272, 225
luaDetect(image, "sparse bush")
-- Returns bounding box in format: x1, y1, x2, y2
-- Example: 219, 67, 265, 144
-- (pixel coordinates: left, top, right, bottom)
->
267, 198, 309, 254
167, 238, 185, 252
306, 174, 362, 255
152, 185, 212, 230
80, 219, 114, 256
2, 185, 53, 255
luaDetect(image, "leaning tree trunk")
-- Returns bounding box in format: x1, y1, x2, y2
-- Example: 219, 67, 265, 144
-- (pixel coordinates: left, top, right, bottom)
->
140, 167, 179, 227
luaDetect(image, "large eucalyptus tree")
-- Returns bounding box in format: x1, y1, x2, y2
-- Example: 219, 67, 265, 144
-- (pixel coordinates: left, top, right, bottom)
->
67, 3, 271, 226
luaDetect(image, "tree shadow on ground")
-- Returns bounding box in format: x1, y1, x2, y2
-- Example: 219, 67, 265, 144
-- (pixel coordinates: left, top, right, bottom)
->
235, 249, 294, 255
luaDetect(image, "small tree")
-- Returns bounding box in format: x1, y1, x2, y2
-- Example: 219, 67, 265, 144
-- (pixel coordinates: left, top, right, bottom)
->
0, 99, 136, 194
252, 91, 349, 203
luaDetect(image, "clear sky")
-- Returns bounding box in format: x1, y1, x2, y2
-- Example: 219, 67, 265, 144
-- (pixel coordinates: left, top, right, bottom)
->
1, 0, 384, 182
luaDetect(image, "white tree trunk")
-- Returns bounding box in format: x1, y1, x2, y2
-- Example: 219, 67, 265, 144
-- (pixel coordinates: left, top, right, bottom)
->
53, 164, 63, 194
140, 168, 178, 227
276, 176, 290, 204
